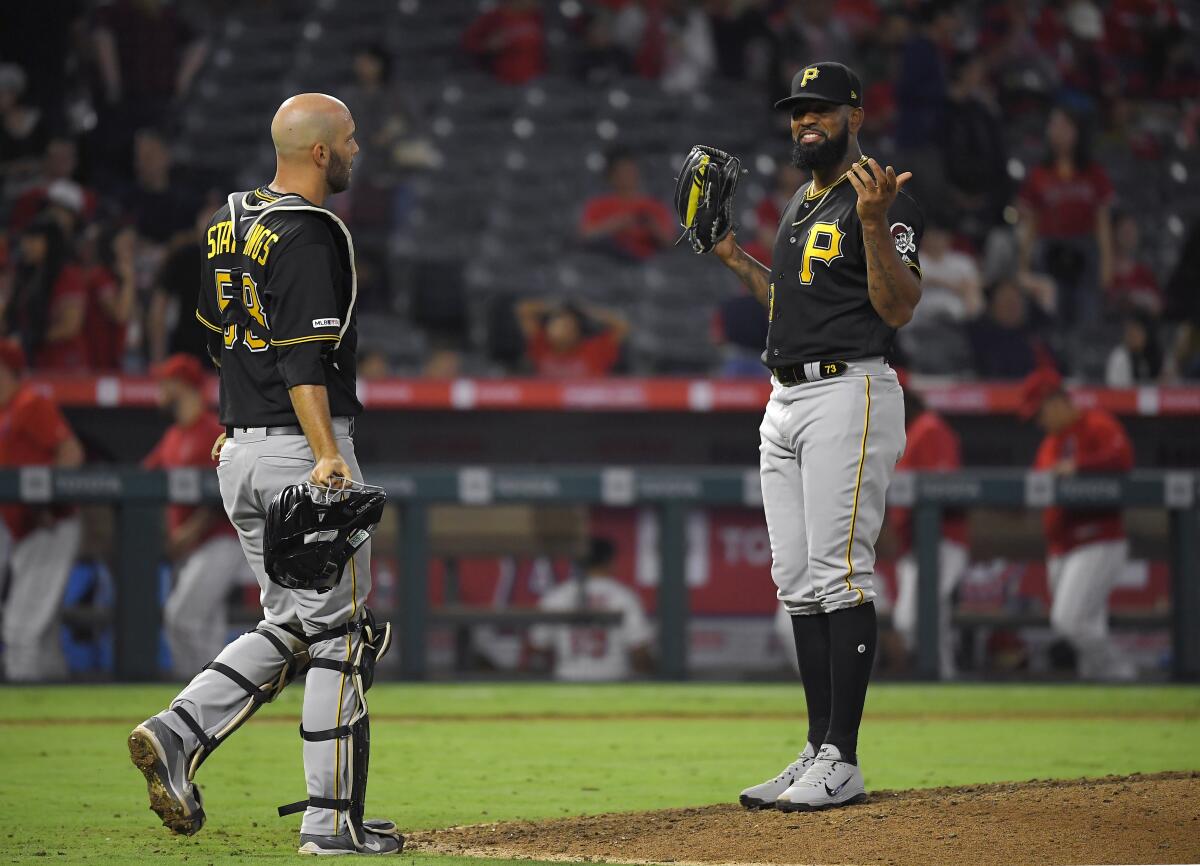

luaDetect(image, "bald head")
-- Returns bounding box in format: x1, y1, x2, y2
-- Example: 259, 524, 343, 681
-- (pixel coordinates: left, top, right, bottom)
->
271, 93, 351, 158
269, 93, 358, 199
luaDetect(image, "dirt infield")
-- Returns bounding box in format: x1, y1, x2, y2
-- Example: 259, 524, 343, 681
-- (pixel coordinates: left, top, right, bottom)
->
412, 771, 1200, 866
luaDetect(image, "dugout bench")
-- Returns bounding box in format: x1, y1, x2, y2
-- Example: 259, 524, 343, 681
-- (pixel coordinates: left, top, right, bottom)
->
0, 467, 1196, 682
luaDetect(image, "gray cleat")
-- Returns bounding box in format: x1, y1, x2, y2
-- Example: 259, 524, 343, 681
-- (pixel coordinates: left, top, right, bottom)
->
299, 821, 405, 856
128, 716, 205, 835
738, 742, 817, 809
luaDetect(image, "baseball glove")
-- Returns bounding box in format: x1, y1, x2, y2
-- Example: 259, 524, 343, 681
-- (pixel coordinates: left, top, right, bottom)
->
264, 480, 387, 593
674, 145, 742, 254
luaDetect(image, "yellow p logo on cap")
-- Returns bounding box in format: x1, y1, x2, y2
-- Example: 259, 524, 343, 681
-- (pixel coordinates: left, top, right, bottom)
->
800, 67, 820, 87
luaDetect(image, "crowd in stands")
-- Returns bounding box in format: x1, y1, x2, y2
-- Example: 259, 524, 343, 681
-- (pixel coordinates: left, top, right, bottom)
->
1, 0, 1198, 384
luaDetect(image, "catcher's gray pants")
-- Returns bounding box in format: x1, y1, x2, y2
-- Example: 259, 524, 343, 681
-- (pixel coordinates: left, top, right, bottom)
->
759, 359, 906, 615
156, 420, 372, 837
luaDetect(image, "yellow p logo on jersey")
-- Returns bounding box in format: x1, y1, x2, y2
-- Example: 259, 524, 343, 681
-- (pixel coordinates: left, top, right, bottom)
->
799, 220, 844, 284
800, 67, 820, 87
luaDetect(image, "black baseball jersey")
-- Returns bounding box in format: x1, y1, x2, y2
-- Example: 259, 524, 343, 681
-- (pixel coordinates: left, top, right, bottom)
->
195, 186, 363, 427
764, 156, 924, 367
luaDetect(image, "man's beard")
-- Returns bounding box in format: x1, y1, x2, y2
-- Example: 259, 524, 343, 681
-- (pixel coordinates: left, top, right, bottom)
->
791, 121, 850, 171
326, 149, 352, 193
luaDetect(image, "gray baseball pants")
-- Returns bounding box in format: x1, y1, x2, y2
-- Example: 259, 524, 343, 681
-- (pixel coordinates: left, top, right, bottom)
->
155, 420, 372, 837
759, 358, 906, 615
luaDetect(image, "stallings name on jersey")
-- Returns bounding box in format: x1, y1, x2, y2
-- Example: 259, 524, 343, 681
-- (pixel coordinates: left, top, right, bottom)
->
206, 218, 281, 266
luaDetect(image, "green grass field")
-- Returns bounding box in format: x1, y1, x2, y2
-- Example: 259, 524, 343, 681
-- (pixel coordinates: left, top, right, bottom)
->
1, 683, 1197, 865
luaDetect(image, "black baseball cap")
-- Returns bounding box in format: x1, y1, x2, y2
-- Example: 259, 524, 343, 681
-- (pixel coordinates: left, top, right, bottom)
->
774, 62, 863, 111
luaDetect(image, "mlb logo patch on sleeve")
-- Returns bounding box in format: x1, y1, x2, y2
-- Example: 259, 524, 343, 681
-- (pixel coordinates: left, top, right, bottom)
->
312, 318, 341, 328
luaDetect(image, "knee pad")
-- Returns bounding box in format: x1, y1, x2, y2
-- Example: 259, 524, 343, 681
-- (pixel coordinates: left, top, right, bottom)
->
277, 608, 392, 849
170, 625, 310, 780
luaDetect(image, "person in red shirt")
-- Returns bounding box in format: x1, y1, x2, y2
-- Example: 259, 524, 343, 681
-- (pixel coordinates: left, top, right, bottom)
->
579, 150, 677, 262
1019, 366, 1137, 681
516, 298, 629, 378
1017, 107, 1114, 326
0, 339, 85, 681
1106, 211, 1162, 316
4, 217, 88, 371
887, 371, 970, 678
82, 224, 138, 371
462, 0, 546, 85
143, 354, 250, 677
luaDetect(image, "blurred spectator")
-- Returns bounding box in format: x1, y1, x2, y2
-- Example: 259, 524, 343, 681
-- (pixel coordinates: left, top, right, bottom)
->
895, 3, 959, 152
889, 373, 969, 679
527, 537, 653, 681
1104, 0, 1184, 97
341, 44, 436, 234
0, 64, 49, 185
572, 11, 633, 84
1105, 211, 1161, 316
911, 223, 983, 324
712, 292, 769, 377
358, 346, 393, 381
143, 354, 247, 677
147, 204, 211, 365
1163, 217, 1200, 380
707, 0, 775, 85
655, 0, 718, 94
769, 0, 857, 104
516, 298, 629, 378
1105, 312, 1162, 386
92, 0, 208, 124
121, 128, 198, 251
82, 224, 138, 371
967, 278, 1053, 380
8, 137, 98, 232
0, 339, 85, 681
579, 150, 676, 262
942, 55, 1009, 239
3, 217, 88, 371
422, 346, 464, 380
463, 0, 547, 85
1017, 107, 1114, 326
1020, 367, 1136, 681
747, 162, 806, 264
1035, 1, 1121, 111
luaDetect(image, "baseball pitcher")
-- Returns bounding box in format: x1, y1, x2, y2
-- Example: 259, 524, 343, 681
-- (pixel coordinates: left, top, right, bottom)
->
679, 61, 922, 811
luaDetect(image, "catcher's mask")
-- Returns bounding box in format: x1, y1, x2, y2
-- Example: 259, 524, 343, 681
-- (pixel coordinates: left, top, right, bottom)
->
264, 480, 387, 593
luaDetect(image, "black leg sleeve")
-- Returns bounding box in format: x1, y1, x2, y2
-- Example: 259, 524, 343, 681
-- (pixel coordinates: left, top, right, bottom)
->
824, 601, 877, 764
789, 611, 832, 751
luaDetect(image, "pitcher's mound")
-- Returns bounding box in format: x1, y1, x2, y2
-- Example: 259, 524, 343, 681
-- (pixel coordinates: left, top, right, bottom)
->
412, 771, 1200, 866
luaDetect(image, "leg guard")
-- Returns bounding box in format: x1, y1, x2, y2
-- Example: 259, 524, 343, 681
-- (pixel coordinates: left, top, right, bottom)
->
278, 608, 392, 850
170, 624, 310, 781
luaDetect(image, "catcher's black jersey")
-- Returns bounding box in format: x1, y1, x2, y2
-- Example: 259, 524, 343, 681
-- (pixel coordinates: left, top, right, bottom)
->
196, 186, 363, 427
764, 157, 923, 367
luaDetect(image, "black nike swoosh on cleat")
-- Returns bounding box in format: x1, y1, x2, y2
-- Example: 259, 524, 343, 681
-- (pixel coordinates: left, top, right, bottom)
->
824, 778, 850, 798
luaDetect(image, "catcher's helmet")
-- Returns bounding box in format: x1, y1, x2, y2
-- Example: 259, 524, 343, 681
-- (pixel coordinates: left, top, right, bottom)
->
264, 481, 387, 593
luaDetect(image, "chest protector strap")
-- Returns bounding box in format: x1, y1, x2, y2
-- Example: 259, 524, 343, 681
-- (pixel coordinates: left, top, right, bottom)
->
224, 190, 359, 349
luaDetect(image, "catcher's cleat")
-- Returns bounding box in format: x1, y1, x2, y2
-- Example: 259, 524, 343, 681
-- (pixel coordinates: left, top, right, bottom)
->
298, 820, 404, 856
738, 742, 817, 809
128, 717, 206, 836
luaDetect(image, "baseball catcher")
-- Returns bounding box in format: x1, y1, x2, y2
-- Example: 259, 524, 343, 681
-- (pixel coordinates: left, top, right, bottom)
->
128, 93, 404, 856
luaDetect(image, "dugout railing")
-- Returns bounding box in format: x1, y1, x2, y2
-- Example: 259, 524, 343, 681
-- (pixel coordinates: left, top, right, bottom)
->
1, 467, 1196, 682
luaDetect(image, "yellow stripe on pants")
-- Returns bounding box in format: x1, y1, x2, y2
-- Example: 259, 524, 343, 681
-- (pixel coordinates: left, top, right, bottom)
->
843, 375, 871, 605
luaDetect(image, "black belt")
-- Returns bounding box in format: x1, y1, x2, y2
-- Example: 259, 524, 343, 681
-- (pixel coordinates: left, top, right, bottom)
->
226, 424, 301, 437
772, 360, 848, 387
225, 417, 355, 438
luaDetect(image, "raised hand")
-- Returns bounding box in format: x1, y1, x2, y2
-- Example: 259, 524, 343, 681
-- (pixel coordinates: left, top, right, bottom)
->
847, 158, 912, 226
